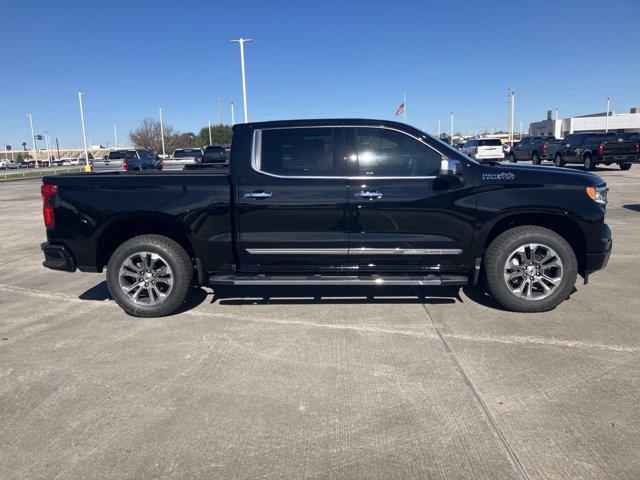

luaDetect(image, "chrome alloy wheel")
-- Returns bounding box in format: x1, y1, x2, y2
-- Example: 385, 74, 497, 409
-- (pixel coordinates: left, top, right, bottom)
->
118, 251, 173, 305
503, 243, 563, 301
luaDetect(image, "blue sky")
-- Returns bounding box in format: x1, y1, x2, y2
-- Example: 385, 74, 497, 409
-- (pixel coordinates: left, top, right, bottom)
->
1, 0, 639, 148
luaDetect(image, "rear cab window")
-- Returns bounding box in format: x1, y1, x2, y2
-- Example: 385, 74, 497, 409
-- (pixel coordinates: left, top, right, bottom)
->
257, 127, 342, 177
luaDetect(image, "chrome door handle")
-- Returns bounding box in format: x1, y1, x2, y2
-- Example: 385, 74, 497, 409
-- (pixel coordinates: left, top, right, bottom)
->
354, 191, 383, 199
244, 191, 273, 199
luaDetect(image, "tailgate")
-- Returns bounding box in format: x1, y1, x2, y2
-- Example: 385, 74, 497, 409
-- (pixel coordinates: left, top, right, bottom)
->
92, 159, 124, 171
477, 146, 504, 157
603, 141, 636, 156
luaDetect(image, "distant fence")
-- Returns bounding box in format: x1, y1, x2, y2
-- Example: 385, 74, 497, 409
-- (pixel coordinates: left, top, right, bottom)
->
0, 148, 126, 161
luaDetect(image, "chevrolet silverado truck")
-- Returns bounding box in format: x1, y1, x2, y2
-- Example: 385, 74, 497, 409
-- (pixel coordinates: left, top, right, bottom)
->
553, 132, 639, 170
508, 136, 558, 164
40, 119, 612, 317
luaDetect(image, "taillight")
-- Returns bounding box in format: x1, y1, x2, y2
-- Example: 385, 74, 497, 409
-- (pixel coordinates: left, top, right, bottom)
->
541, 143, 547, 154
41, 184, 57, 228
159, 161, 163, 170
598, 144, 604, 155
123, 159, 128, 171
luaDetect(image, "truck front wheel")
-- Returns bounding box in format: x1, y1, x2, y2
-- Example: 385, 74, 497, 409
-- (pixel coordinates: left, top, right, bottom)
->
583, 155, 596, 171
554, 154, 565, 167
619, 162, 632, 170
106, 234, 193, 317
484, 226, 577, 312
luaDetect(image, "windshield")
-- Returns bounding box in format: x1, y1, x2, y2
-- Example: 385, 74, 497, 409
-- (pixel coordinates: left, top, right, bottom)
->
202, 147, 229, 164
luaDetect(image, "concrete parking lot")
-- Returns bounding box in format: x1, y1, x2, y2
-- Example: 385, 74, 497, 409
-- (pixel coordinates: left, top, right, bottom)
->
1, 167, 639, 480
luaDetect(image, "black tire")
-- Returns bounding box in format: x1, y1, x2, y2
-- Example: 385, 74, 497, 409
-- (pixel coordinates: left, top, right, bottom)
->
583, 155, 596, 171
554, 154, 565, 167
106, 234, 193, 317
531, 153, 541, 165
484, 226, 577, 312
619, 162, 632, 171
508, 153, 517, 163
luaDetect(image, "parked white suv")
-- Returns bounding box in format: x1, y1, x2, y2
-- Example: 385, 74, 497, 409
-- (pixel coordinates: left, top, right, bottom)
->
462, 138, 505, 162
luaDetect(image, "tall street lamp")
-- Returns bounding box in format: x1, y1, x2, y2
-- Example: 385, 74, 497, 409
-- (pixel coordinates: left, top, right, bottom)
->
159, 108, 166, 156
230, 38, 252, 123
27, 114, 37, 164
78, 92, 89, 163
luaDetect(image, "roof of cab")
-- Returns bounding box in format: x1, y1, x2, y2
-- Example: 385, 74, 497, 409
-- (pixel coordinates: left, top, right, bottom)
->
237, 118, 420, 131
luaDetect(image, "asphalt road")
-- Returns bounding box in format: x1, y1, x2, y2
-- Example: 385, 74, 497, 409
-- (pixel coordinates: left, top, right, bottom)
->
1, 166, 639, 479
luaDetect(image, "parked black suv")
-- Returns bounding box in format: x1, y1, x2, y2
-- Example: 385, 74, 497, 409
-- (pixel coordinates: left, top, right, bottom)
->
554, 133, 638, 170
40, 119, 611, 317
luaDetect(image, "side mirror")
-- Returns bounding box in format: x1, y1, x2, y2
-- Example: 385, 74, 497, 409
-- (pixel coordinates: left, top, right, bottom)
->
440, 158, 461, 176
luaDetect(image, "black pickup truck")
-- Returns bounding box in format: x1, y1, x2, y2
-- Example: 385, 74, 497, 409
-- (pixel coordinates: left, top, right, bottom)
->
40, 119, 612, 317
553, 132, 639, 170
508, 136, 557, 164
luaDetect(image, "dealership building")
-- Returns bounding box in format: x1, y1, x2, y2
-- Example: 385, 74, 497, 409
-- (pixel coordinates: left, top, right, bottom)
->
529, 108, 640, 139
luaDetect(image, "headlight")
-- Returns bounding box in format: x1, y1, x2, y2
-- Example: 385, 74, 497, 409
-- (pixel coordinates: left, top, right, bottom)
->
586, 186, 608, 205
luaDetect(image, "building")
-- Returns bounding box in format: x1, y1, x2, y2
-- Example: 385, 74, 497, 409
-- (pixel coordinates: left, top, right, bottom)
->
529, 108, 640, 139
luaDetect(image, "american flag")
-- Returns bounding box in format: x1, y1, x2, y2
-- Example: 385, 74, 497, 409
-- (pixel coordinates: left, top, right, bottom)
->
395, 102, 405, 116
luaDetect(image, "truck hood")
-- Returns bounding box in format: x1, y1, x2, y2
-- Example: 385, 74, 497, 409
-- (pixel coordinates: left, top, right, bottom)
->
477, 162, 605, 187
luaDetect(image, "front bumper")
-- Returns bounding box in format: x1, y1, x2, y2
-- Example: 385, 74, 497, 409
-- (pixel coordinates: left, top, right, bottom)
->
41, 242, 76, 272
585, 224, 612, 274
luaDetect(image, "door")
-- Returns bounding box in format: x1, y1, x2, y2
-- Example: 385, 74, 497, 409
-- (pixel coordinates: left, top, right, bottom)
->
561, 134, 584, 163
346, 126, 475, 274
237, 126, 350, 273
514, 137, 529, 161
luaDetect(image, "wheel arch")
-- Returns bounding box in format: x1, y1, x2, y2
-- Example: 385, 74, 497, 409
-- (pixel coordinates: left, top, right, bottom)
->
478, 212, 587, 274
95, 214, 196, 271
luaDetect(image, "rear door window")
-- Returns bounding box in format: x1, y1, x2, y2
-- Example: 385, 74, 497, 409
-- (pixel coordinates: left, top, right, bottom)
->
259, 127, 342, 176
353, 127, 441, 177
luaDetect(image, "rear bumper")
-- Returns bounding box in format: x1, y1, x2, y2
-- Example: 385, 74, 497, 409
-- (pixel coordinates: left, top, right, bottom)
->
585, 224, 612, 273
41, 242, 76, 272
601, 155, 639, 164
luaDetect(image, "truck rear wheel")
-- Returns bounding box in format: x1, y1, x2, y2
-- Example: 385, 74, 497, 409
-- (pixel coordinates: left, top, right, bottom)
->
620, 162, 632, 170
106, 235, 193, 317
583, 155, 596, 171
484, 226, 577, 312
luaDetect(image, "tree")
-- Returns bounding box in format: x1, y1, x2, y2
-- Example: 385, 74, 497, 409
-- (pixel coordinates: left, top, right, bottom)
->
195, 124, 233, 147
128, 117, 176, 155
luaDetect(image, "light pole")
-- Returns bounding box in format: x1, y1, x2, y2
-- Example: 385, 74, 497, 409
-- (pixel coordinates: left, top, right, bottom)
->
230, 38, 252, 123
230, 100, 235, 126
28, 114, 37, 164
208, 120, 212, 145
159, 108, 166, 156
78, 92, 89, 164
113, 124, 118, 148
44, 132, 51, 165
605, 96, 610, 132
450, 112, 454, 145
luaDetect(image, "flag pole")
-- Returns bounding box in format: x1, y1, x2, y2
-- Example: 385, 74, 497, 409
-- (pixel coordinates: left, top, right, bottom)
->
403, 91, 406, 123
